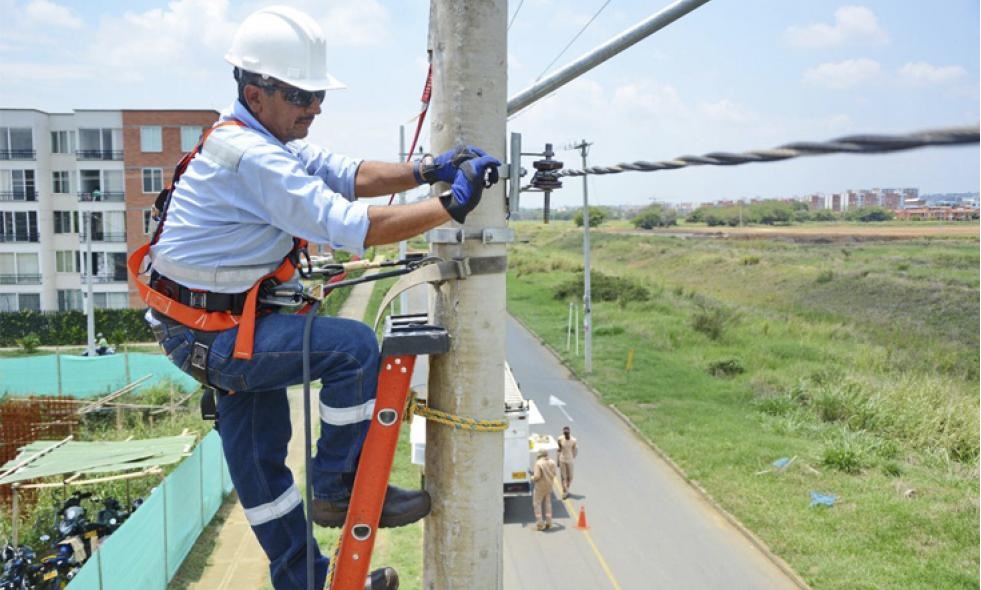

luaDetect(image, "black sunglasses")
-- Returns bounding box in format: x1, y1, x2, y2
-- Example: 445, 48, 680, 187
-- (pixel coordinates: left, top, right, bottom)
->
259, 83, 326, 107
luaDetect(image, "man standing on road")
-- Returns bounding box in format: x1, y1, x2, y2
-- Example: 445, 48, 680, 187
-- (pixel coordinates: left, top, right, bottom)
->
531, 449, 558, 530
557, 425, 578, 499
135, 6, 500, 590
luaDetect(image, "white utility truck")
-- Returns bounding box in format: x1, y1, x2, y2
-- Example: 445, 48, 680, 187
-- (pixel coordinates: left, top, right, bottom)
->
409, 362, 556, 497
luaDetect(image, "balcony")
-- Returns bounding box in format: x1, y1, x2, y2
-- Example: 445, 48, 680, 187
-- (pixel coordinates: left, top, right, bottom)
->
0, 149, 36, 160
0, 274, 41, 285
0, 232, 39, 243
0, 190, 37, 202
79, 273, 128, 284
77, 191, 125, 203
78, 231, 127, 243
75, 149, 124, 161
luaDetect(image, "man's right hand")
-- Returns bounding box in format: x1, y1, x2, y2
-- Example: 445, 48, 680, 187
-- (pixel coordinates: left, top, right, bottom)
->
439, 154, 501, 223
416, 145, 488, 185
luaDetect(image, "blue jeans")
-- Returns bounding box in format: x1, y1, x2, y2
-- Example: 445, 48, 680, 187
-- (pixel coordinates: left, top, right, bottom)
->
157, 311, 380, 590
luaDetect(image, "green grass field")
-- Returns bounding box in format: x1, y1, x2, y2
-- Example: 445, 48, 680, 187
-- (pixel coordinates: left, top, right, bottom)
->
506, 220, 979, 589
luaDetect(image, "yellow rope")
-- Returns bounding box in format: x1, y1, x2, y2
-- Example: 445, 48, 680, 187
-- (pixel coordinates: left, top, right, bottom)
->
405, 396, 508, 432
325, 543, 340, 589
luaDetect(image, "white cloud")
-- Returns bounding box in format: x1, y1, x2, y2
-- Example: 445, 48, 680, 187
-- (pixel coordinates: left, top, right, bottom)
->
898, 61, 966, 86
804, 58, 881, 89
24, 0, 82, 29
696, 99, 754, 125
0, 61, 94, 82
320, 1, 390, 47
785, 6, 888, 49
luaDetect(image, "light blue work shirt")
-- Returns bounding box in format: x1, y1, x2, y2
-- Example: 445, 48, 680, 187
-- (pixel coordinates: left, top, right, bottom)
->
149, 100, 367, 293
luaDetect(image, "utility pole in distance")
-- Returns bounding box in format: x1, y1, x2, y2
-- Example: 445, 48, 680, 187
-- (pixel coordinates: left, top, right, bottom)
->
427, 2, 506, 588
571, 140, 593, 373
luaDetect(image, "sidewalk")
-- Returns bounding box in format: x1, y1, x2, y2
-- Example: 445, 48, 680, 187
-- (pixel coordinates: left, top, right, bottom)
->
185, 281, 376, 590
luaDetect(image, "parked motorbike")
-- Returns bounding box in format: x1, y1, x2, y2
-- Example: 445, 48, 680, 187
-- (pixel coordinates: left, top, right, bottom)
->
33, 538, 78, 590
0, 544, 40, 590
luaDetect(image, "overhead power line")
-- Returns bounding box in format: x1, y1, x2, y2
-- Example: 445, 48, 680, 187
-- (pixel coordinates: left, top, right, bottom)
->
507, 0, 525, 31
553, 126, 981, 178
535, 0, 613, 82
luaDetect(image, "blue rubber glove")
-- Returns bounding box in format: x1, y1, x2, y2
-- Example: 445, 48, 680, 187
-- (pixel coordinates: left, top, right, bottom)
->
439, 154, 501, 223
416, 145, 488, 185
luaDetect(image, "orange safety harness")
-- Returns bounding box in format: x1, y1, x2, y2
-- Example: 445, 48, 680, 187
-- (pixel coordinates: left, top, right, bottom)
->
127, 120, 309, 360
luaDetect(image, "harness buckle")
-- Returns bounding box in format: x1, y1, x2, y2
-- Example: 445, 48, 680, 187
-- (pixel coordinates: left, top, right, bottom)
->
190, 341, 210, 385
188, 291, 208, 308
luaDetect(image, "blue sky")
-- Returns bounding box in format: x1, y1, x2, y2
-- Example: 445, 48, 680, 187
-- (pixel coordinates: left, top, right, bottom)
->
1, 0, 978, 206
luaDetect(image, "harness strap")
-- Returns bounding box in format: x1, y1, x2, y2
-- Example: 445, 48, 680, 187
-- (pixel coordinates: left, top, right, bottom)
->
130, 119, 310, 360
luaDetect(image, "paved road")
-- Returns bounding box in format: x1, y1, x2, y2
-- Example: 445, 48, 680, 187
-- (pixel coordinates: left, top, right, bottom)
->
501, 316, 801, 590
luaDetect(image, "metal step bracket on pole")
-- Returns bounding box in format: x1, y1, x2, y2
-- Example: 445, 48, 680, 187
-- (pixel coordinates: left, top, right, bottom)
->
427, 227, 515, 245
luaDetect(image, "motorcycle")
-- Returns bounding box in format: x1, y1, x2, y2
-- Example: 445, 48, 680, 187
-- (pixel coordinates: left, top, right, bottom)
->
33, 538, 78, 590
0, 544, 40, 590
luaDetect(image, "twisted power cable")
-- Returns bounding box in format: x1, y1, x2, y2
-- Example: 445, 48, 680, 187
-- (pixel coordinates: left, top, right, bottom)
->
553, 126, 980, 178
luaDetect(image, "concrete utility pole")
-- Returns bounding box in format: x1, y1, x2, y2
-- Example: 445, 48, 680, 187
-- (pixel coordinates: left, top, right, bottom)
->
572, 141, 593, 373
426, 1, 506, 588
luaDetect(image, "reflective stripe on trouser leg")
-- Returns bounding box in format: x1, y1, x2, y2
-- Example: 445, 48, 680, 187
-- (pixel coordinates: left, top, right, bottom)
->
312, 321, 380, 501
217, 388, 327, 590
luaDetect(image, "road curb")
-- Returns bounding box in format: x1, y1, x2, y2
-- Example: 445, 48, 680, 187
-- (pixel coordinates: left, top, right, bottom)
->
509, 313, 811, 590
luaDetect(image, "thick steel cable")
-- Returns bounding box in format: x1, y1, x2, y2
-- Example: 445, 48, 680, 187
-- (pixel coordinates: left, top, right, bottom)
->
553, 125, 980, 178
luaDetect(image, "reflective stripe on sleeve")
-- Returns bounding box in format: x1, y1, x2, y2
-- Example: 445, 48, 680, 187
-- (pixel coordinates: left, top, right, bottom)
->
319, 399, 375, 426
243, 485, 302, 527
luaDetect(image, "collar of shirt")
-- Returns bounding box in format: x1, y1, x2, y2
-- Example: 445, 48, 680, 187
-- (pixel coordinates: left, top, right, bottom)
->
219, 100, 281, 145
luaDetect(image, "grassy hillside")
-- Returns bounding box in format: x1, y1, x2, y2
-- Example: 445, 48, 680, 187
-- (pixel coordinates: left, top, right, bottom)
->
507, 221, 979, 589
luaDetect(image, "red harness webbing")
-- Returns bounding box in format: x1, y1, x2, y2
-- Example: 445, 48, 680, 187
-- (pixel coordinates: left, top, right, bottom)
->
128, 120, 308, 360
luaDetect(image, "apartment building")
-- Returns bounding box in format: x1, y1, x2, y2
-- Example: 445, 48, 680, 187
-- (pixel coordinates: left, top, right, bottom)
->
0, 108, 218, 312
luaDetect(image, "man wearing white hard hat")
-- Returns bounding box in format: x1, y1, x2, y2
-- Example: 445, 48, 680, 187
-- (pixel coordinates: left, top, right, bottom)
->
139, 5, 501, 589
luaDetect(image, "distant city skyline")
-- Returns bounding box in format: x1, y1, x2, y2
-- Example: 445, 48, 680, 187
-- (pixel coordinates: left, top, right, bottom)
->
1, 1, 977, 206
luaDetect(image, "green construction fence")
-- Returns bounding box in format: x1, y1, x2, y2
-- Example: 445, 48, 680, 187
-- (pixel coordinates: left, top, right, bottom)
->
0, 353, 199, 398
66, 430, 233, 590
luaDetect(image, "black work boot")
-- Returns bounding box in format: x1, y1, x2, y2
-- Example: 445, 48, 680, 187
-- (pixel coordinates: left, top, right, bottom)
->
312, 485, 431, 528
365, 566, 399, 589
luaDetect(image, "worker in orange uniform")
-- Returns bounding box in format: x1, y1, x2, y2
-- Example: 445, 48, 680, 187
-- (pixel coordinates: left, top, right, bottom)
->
531, 449, 558, 531
557, 425, 578, 499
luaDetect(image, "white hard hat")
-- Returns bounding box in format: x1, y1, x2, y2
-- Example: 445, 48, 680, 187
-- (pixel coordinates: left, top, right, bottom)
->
225, 5, 345, 92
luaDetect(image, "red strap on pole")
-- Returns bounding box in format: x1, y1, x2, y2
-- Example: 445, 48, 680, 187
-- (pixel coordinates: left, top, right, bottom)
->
389, 64, 433, 205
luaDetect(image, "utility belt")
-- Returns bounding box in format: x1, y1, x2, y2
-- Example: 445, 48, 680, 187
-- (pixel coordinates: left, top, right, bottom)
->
150, 273, 251, 314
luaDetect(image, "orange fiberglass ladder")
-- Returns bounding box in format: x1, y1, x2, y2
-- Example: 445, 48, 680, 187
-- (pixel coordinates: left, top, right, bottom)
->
327, 313, 449, 589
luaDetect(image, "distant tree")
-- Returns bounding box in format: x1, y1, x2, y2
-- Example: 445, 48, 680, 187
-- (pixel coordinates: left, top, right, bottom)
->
573, 207, 607, 227
845, 207, 894, 222
686, 207, 706, 223
813, 210, 837, 222
632, 204, 678, 229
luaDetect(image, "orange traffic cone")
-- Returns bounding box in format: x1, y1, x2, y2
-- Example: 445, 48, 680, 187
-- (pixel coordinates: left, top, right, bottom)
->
576, 505, 589, 530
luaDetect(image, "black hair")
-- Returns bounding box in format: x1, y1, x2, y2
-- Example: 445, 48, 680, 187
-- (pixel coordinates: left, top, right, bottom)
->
234, 67, 275, 108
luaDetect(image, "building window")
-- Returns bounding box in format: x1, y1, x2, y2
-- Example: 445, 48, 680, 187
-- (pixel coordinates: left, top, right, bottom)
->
0, 127, 34, 159
0, 170, 36, 201
18, 293, 41, 311
0, 211, 38, 242
140, 126, 163, 152
54, 210, 77, 234
56, 250, 77, 272
0, 293, 15, 311
143, 208, 154, 234
142, 168, 164, 193
58, 289, 84, 311
0, 253, 39, 285
77, 128, 121, 160
52, 170, 71, 193
93, 292, 129, 309
51, 130, 75, 154
180, 126, 202, 152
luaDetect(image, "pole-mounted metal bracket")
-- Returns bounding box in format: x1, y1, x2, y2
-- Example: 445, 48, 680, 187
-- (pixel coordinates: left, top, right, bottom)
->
427, 227, 515, 245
